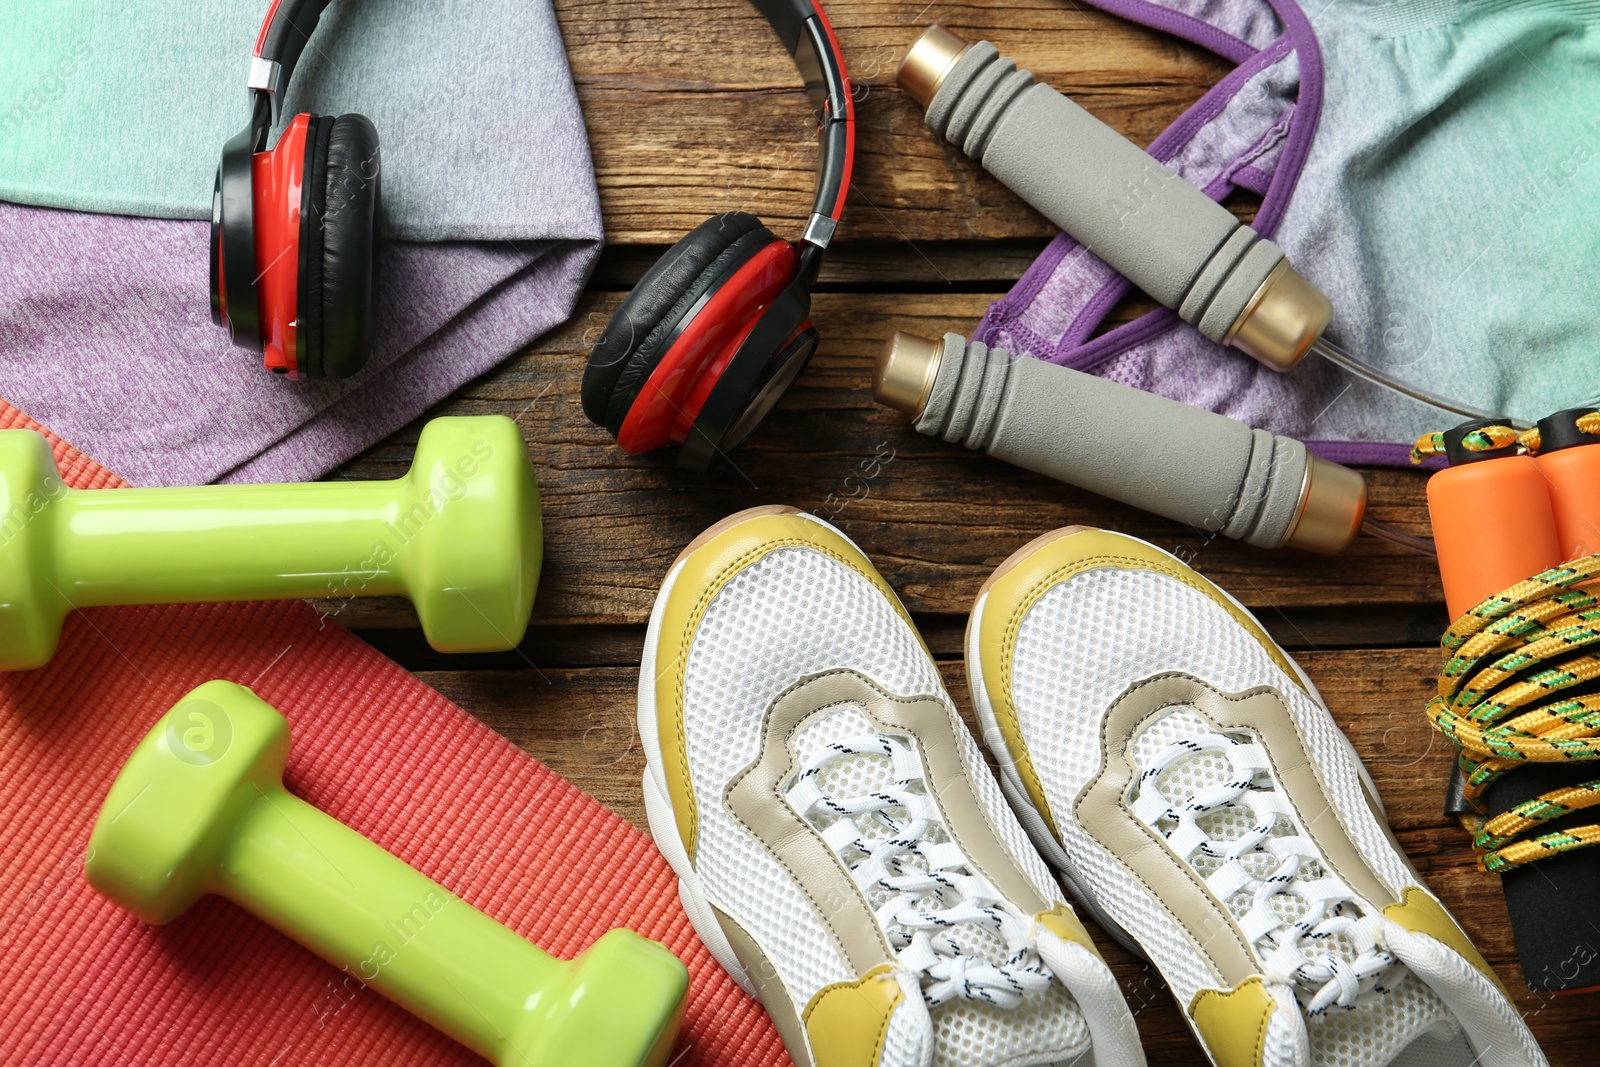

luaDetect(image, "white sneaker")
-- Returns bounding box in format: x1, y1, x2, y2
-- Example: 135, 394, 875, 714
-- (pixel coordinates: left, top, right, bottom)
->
640, 507, 1146, 1067
966, 526, 1548, 1067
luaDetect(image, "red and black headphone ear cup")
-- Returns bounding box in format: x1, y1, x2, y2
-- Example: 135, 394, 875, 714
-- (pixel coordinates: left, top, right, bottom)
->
299, 113, 380, 379
212, 123, 261, 348
583, 212, 773, 435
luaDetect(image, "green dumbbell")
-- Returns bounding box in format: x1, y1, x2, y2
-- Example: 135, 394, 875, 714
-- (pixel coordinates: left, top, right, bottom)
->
0, 415, 541, 669
86, 681, 689, 1067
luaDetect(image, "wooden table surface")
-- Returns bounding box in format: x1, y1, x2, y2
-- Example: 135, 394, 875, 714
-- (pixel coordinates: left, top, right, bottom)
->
329, 2, 1597, 1062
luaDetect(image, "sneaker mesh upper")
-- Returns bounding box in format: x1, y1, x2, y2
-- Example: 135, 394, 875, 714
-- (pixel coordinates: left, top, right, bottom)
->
682, 543, 1094, 1065
1307, 972, 1465, 1067
1005, 566, 1417, 1013
1127, 707, 1457, 1067
684, 547, 941, 1001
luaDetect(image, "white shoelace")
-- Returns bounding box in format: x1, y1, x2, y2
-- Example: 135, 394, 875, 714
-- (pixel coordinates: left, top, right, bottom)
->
1129, 729, 1401, 1015
786, 733, 1054, 1008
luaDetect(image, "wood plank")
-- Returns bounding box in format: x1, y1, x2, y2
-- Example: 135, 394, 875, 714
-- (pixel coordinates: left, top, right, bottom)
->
345, 601, 1451, 674
595, 205, 1266, 289
418, 646, 1595, 1063
591, 239, 1056, 290
332, 290, 1442, 628
556, 0, 1236, 243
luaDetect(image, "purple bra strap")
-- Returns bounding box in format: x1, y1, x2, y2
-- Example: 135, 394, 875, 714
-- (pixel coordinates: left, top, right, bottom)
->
974, 0, 1324, 376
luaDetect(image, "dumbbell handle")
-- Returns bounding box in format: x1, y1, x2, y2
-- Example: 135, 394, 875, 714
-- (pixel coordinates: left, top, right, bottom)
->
877, 333, 1365, 552
47, 480, 408, 606
217, 782, 589, 1064
900, 27, 1330, 370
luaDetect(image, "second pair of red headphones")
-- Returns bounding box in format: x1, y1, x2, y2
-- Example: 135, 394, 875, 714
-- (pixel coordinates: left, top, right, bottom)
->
211, 0, 380, 379
581, 0, 855, 470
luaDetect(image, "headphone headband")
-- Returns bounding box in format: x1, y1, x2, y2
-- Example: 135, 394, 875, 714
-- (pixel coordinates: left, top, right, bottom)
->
244, 0, 852, 251
749, 0, 854, 250
246, 0, 334, 135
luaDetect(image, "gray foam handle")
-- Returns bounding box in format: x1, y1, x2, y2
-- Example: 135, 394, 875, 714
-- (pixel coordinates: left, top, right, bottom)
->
914, 334, 1307, 547
926, 42, 1283, 343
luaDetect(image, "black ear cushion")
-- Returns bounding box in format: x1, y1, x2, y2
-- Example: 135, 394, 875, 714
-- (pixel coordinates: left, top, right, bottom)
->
300, 112, 380, 379
600, 225, 776, 435
296, 114, 332, 376
583, 212, 775, 434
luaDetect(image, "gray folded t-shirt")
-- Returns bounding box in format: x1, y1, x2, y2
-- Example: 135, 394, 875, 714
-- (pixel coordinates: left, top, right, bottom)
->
0, 0, 598, 243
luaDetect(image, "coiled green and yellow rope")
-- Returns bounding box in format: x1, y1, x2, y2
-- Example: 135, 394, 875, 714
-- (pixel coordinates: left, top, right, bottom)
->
1428, 554, 1600, 873
1410, 410, 1600, 464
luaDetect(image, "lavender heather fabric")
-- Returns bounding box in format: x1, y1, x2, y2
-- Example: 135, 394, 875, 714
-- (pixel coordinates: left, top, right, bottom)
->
978, 0, 1600, 465
0, 202, 598, 486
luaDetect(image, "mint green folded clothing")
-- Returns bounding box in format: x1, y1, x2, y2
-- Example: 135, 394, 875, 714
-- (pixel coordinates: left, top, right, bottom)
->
0, 0, 598, 242
1294, 0, 1600, 434
980, 0, 1600, 454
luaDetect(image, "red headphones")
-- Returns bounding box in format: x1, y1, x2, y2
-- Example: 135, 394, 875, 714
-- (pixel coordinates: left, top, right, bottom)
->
211, 0, 380, 380
581, 0, 854, 470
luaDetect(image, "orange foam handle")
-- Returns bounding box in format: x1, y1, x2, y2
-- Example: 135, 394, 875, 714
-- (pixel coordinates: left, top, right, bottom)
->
1427, 456, 1562, 620
1536, 444, 1600, 559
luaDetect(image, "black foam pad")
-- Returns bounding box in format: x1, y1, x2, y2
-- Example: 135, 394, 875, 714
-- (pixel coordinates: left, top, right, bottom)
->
300, 113, 380, 378
1487, 765, 1600, 991
583, 212, 775, 435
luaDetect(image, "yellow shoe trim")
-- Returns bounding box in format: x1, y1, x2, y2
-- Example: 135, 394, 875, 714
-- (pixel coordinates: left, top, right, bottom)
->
1035, 903, 1101, 956
1383, 886, 1508, 997
803, 964, 903, 1067
1189, 977, 1273, 1067
655, 507, 921, 858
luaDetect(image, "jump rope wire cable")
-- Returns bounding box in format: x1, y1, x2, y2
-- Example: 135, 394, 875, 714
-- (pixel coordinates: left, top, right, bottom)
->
1293, 336, 1520, 554
1310, 335, 1532, 430
1361, 518, 1436, 558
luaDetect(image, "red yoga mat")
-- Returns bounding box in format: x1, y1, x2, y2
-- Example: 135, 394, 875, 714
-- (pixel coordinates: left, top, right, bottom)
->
0, 402, 788, 1066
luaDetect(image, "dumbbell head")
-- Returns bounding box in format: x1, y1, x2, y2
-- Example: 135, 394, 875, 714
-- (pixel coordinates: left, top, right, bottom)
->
0, 431, 70, 670
513, 928, 690, 1067
397, 416, 543, 652
86, 681, 288, 924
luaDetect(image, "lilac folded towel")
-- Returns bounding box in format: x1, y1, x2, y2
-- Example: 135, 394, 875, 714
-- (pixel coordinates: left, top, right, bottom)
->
0, 204, 597, 485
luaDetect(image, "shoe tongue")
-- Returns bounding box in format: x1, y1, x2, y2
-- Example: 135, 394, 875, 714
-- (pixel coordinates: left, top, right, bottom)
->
1128, 709, 1464, 1067
1302, 971, 1466, 1067
788, 705, 1015, 966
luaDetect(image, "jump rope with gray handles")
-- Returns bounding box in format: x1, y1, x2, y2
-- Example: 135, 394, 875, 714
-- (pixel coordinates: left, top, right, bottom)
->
883, 26, 1520, 557
580, 21, 1525, 555
897, 27, 1600, 991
